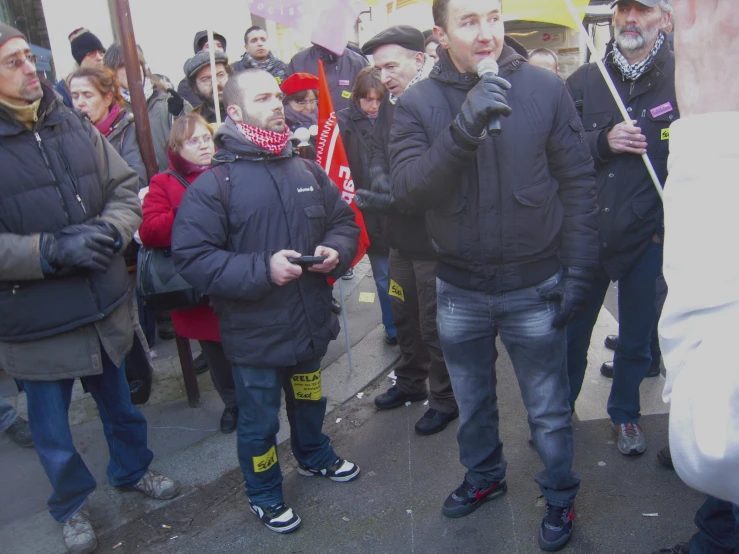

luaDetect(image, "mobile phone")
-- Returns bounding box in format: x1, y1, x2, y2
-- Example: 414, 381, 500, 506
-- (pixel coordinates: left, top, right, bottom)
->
287, 256, 326, 267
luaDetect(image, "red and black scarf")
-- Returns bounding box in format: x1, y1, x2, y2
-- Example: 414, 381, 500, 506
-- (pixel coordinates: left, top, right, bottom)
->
236, 123, 291, 156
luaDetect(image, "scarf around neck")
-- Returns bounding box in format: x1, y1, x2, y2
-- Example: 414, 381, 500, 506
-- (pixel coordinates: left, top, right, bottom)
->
611, 32, 665, 82
389, 54, 435, 105
95, 104, 122, 137
120, 77, 155, 104
0, 96, 40, 129
236, 123, 291, 156
284, 102, 317, 130
244, 52, 279, 73
167, 150, 210, 179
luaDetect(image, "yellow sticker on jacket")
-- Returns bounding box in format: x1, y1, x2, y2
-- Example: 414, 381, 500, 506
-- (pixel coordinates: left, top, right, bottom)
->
291, 370, 322, 401
341, 90, 351, 99
359, 292, 376, 303
253, 446, 277, 473
389, 279, 405, 302
661, 128, 670, 141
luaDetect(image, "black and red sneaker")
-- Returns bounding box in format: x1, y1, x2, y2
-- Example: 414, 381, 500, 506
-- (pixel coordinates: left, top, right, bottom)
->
539, 502, 574, 551
442, 478, 507, 518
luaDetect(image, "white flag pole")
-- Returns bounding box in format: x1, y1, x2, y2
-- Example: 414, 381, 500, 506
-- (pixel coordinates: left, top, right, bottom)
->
562, 0, 663, 201
206, 30, 222, 126
337, 278, 355, 376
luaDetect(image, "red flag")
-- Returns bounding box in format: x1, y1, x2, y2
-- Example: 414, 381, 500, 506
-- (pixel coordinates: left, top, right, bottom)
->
315, 59, 370, 271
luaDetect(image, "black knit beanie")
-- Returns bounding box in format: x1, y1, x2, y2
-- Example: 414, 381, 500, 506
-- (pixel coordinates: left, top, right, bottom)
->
68, 28, 105, 65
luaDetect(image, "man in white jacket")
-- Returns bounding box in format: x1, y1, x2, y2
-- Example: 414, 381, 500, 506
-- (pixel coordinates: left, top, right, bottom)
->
657, 0, 739, 552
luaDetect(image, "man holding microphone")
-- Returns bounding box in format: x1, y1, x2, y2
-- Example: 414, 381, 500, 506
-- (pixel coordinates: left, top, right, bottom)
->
388, 0, 599, 549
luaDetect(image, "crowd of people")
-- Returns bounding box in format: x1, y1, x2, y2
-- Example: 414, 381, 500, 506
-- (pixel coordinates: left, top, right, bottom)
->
0, 0, 736, 552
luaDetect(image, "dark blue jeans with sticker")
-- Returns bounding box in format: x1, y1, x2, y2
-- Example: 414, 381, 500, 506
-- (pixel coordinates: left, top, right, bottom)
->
232, 357, 337, 508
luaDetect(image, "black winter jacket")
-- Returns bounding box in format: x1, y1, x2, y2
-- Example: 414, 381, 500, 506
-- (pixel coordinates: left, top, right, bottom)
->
172, 120, 359, 368
371, 95, 436, 260
0, 83, 138, 341
390, 47, 599, 293
337, 103, 387, 254
287, 46, 368, 112
566, 39, 677, 281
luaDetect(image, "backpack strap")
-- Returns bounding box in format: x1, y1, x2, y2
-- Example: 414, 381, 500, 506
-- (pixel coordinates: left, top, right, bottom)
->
164, 169, 191, 189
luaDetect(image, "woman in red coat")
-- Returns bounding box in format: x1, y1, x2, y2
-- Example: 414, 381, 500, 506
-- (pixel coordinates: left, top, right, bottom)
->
140, 112, 237, 433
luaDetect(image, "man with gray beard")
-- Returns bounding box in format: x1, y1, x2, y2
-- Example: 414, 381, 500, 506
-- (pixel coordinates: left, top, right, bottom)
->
565, 0, 675, 456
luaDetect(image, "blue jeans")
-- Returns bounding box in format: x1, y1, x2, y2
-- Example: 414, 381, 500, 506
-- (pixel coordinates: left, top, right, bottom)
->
232, 358, 337, 508
0, 394, 18, 432
368, 253, 396, 339
21, 347, 153, 522
567, 242, 663, 422
436, 273, 580, 507
689, 496, 739, 553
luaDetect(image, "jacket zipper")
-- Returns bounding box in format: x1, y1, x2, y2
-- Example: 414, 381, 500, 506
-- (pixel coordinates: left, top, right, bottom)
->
58, 150, 87, 215
35, 132, 71, 224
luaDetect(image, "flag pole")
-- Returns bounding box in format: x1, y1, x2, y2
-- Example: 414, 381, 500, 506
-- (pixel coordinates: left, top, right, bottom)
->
337, 278, 355, 376
206, 30, 222, 125
563, 0, 663, 201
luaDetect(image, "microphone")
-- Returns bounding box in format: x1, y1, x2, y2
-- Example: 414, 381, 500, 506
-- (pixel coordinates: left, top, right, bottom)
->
477, 59, 502, 136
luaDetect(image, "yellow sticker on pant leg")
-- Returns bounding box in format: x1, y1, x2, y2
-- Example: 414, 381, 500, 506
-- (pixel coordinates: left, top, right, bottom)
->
291, 370, 322, 401
389, 279, 405, 302
253, 445, 278, 473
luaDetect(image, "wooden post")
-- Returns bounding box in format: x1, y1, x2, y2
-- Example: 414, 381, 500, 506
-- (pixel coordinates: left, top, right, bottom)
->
112, 0, 158, 182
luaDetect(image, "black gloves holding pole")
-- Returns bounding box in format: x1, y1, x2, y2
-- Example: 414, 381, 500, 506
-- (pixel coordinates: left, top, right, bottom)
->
540, 267, 595, 329
451, 74, 512, 148
40, 221, 123, 275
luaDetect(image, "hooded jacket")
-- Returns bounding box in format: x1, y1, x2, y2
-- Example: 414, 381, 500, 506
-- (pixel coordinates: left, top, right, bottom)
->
390, 46, 599, 293
172, 119, 359, 367
566, 39, 677, 281
0, 82, 142, 380
286, 46, 368, 112
338, 102, 387, 254
105, 109, 147, 190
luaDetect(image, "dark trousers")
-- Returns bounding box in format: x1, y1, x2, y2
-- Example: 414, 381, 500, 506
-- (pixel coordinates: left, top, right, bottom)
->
231, 358, 336, 508
567, 242, 663, 422
388, 249, 456, 414
22, 347, 152, 522
198, 340, 237, 409
689, 496, 739, 553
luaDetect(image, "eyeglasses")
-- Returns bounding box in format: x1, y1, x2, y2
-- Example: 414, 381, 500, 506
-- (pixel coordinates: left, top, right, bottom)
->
2, 54, 37, 70
185, 134, 213, 148
297, 99, 318, 108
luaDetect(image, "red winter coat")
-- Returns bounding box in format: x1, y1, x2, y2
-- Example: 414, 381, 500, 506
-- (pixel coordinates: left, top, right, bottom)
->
140, 152, 221, 342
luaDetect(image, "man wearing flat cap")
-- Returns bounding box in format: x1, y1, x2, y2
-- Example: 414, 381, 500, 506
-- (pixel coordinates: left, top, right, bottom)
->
387, 0, 599, 548
566, 0, 676, 458
185, 50, 232, 125
356, 26, 458, 437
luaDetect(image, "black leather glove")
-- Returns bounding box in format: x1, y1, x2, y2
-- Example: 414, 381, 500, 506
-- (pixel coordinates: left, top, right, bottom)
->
40, 225, 117, 274
167, 88, 185, 116
452, 75, 512, 144
356, 165, 395, 213
355, 189, 394, 212
540, 267, 594, 329
87, 220, 123, 252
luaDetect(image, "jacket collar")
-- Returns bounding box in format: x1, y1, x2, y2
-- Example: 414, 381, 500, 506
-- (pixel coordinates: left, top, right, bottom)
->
604, 37, 674, 82
0, 80, 69, 137
430, 39, 527, 91
212, 117, 295, 164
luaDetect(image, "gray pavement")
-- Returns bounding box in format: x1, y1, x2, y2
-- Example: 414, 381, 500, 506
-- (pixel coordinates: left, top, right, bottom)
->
0, 272, 705, 554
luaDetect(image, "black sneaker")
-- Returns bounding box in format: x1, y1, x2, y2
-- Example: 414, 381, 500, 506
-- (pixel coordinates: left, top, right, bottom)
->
4, 416, 33, 448
539, 502, 574, 551
374, 385, 427, 410
657, 445, 674, 470
296, 458, 360, 482
220, 407, 238, 434
442, 478, 507, 518
249, 501, 301, 534
331, 298, 342, 314
414, 408, 459, 436
600, 360, 660, 378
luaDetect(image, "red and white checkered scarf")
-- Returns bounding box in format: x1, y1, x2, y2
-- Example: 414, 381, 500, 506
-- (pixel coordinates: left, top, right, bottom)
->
236, 123, 291, 156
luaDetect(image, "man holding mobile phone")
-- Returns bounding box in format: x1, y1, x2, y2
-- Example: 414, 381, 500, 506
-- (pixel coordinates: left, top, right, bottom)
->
172, 69, 361, 535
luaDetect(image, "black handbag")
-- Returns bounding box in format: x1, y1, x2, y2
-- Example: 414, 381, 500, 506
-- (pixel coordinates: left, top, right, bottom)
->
136, 170, 205, 312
